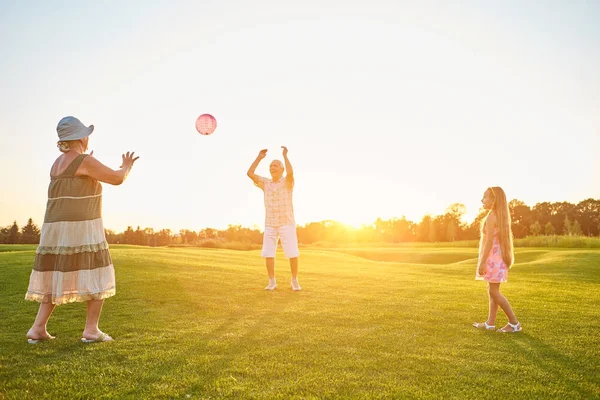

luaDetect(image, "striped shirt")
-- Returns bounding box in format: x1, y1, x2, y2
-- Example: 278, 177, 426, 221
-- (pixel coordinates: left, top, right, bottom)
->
256, 176, 295, 228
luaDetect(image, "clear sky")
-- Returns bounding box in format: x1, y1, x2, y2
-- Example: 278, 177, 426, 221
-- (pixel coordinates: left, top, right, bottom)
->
1, 0, 599, 232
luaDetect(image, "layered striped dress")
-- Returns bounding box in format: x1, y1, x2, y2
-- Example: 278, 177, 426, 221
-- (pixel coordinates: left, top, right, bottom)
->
25, 154, 116, 305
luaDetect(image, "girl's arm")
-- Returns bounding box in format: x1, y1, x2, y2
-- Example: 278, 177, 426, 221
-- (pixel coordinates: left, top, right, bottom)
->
478, 213, 496, 274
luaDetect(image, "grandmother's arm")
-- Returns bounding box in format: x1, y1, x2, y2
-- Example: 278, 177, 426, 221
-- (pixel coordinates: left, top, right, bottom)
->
77, 153, 139, 185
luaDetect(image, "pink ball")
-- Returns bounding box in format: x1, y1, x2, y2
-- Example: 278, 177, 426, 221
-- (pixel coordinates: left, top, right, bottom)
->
195, 114, 217, 135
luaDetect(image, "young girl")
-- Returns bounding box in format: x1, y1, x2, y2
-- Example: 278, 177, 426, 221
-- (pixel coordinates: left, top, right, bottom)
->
473, 186, 522, 333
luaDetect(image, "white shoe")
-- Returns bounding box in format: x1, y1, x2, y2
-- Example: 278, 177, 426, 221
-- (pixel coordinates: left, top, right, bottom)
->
498, 321, 522, 333
291, 278, 301, 291
265, 281, 277, 290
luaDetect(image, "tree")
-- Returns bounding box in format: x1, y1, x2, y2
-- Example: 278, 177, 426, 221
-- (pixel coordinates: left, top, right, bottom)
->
446, 220, 457, 242
105, 229, 120, 244
446, 203, 467, 218
133, 226, 145, 245
179, 229, 189, 244
4, 196, 597, 247
199, 228, 218, 240
298, 221, 327, 244
8, 221, 20, 244
155, 229, 172, 246
555, 202, 577, 231
123, 226, 135, 244
464, 209, 488, 240
530, 221, 542, 236
532, 202, 553, 231
444, 203, 466, 241
374, 218, 388, 242
563, 216, 572, 236
21, 218, 40, 244
577, 198, 600, 236
144, 228, 155, 246
571, 220, 583, 236
0, 226, 10, 244
428, 218, 438, 242
389, 216, 416, 242
416, 215, 432, 242
183, 229, 198, 244
509, 199, 533, 239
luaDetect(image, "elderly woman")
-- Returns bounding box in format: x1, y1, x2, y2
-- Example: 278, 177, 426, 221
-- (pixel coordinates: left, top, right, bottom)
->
25, 116, 139, 343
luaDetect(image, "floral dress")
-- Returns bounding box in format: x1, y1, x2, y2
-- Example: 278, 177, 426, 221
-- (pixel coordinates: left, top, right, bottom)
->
476, 227, 508, 283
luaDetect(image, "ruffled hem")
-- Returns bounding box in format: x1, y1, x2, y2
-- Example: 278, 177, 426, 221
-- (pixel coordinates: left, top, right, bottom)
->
37, 241, 109, 255
25, 288, 116, 305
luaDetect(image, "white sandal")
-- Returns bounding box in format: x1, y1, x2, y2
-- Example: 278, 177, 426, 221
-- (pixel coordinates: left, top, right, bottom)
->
473, 322, 495, 330
498, 321, 522, 333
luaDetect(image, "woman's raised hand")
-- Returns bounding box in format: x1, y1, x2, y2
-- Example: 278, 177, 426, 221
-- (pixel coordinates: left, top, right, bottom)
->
120, 152, 140, 169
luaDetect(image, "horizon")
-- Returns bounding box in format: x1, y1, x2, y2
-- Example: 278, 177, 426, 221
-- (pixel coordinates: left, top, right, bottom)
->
3, 194, 598, 234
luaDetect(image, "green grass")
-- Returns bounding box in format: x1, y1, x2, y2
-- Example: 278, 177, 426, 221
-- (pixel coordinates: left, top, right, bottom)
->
0, 244, 38, 252
1, 245, 599, 399
309, 235, 600, 249
515, 235, 600, 248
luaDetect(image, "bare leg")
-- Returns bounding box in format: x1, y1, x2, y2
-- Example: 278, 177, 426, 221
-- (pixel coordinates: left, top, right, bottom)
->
82, 299, 107, 339
487, 284, 499, 325
27, 303, 56, 339
289, 257, 298, 279
488, 283, 518, 328
266, 258, 275, 279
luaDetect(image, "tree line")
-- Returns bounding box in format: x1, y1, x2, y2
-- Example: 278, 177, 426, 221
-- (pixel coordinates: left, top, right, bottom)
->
2, 198, 599, 245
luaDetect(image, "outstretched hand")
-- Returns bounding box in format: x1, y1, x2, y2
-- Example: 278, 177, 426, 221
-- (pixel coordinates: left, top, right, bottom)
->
257, 149, 268, 160
120, 151, 140, 169
281, 146, 288, 157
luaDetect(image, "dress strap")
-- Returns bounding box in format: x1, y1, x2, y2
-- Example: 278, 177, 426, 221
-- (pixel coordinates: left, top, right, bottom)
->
61, 154, 89, 177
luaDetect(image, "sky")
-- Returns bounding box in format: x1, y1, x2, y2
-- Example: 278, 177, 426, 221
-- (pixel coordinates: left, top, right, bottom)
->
1, 0, 599, 232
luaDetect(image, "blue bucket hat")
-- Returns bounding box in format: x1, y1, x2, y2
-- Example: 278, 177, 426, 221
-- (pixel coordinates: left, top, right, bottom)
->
56, 116, 94, 141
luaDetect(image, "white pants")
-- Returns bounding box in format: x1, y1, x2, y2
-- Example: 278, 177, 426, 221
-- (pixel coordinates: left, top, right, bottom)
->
261, 224, 299, 258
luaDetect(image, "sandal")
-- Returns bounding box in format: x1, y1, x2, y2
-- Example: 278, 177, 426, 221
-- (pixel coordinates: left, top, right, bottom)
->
27, 334, 55, 344
498, 321, 522, 333
473, 322, 495, 330
81, 332, 114, 343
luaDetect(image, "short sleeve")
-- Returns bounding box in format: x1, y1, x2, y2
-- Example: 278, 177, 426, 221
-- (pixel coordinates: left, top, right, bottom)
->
255, 176, 269, 190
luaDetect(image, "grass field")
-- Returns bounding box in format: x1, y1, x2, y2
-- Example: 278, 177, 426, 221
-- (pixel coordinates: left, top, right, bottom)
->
1, 244, 599, 399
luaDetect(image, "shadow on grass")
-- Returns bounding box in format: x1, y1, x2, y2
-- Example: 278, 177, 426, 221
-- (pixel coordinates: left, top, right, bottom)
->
498, 331, 599, 397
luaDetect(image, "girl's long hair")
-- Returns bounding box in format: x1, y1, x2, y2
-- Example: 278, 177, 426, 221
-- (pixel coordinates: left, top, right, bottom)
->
481, 186, 514, 268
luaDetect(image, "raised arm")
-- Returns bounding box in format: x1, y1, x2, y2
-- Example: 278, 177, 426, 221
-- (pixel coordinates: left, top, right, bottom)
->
247, 149, 267, 185
282, 146, 294, 186
77, 152, 140, 185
